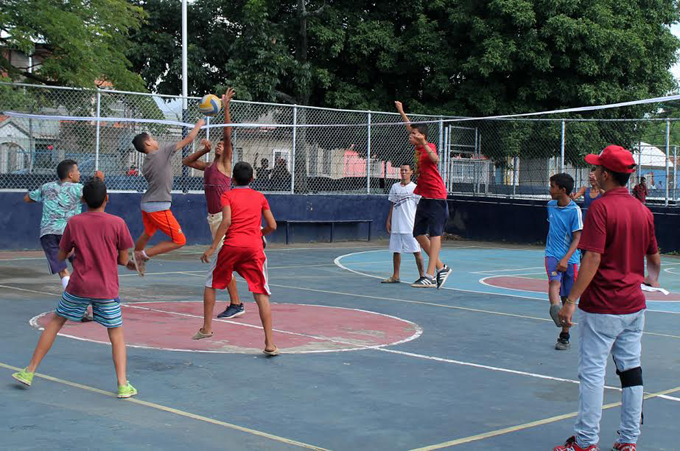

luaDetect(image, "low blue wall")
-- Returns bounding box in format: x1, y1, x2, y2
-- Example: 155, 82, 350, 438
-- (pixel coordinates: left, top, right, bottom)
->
0, 192, 391, 250
447, 196, 680, 253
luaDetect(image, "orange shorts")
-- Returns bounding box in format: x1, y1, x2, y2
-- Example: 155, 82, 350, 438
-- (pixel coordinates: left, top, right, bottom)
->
142, 210, 186, 246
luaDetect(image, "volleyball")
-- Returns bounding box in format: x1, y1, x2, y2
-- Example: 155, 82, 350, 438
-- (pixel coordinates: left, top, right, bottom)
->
199, 94, 222, 117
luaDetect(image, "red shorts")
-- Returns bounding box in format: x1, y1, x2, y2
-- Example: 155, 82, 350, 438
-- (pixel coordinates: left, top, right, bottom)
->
206, 245, 270, 295
142, 210, 186, 246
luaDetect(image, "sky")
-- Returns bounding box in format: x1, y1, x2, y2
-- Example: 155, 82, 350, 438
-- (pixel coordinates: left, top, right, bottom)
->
671, 24, 680, 80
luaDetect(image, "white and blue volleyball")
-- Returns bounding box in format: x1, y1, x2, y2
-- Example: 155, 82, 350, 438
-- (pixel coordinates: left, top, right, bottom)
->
199, 94, 222, 117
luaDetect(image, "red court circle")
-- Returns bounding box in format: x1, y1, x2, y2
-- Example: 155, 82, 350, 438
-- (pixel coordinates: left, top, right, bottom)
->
31, 302, 422, 354
481, 276, 680, 302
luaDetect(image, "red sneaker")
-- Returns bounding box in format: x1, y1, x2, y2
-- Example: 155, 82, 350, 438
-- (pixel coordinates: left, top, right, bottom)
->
554, 436, 599, 451
612, 443, 636, 451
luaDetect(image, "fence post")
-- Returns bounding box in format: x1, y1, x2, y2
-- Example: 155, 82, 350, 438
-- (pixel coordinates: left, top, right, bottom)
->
474, 128, 479, 194
674, 145, 677, 201
512, 155, 518, 198
438, 117, 444, 176
367, 112, 371, 194
95, 90, 101, 171
291, 105, 297, 194
560, 120, 565, 173
666, 119, 670, 206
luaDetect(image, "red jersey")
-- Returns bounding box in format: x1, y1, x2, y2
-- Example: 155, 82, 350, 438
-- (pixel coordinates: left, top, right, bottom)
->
578, 187, 658, 314
414, 143, 447, 199
220, 187, 270, 248
59, 211, 134, 299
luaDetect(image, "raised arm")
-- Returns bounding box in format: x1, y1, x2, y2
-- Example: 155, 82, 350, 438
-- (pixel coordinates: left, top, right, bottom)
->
182, 139, 211, 171
394, 101, 412, 132
176, 118, 206, 151
217, 88, 236, 173
571, 186, 586, 200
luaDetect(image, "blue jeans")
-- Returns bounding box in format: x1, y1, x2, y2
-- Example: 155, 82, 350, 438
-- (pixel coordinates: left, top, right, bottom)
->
575, 309, 645, 447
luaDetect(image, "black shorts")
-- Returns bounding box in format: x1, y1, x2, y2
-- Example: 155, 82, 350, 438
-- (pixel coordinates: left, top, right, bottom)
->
40, 234, 73, 274
413, 199, 449, 238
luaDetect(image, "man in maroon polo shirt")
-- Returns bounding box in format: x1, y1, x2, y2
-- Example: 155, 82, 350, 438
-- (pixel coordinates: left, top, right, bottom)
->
554, 145, 661, 451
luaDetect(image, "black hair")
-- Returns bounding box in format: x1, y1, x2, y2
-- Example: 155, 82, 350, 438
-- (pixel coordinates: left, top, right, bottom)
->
82, 179, 107, 209
233, 161, 254, 186
410, 124, 428, 138
400, 162, 413, 170
549, 173, 574, 194
132, 132, 151, 153
603, 168, 631, 186
640, 177, 646, 182
57, 159, 78, 180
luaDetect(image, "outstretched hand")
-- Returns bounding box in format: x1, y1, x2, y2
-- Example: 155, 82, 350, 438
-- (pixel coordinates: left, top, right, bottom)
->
200, 139, 212, 151
394, 101, 404, 113
223, 87, 236, 105
94, 170, 104, 180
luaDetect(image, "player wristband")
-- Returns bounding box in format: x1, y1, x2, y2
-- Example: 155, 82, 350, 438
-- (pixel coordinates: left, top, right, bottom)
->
564, 298, 577, 305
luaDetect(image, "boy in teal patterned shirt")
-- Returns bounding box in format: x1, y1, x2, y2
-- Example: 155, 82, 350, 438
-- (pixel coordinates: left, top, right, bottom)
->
24, 159, 103, 294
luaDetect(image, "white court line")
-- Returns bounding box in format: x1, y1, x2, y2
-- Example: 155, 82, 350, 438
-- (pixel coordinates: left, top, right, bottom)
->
334, 251, 680, 313
333, 251, 548, 301
471, 266, 545, 275
664, 267, 680, 275
7, 282, 680, 397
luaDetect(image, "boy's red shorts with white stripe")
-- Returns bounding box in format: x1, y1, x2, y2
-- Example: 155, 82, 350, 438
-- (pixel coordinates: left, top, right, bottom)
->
206, 245, 270, 295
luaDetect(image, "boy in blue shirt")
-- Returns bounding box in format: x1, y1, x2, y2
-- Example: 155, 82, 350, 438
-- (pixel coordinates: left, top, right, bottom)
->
546, 173, 583, 350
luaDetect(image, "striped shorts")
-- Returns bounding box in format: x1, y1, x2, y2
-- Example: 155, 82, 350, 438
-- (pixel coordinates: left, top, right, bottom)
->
56, 291, 123, 328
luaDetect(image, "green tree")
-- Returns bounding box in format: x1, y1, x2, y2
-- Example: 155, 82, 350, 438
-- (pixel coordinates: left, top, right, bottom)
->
0, 0, 146, 90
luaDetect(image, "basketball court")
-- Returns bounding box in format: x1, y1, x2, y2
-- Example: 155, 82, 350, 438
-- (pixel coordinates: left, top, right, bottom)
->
2, 241, 679, 449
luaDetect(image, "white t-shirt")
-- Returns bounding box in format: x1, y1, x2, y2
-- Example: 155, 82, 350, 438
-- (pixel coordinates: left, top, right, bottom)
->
388, 181, 420, 233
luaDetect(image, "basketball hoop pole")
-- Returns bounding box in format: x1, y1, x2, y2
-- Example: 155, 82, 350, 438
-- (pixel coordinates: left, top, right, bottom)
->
181, 0, 189, 190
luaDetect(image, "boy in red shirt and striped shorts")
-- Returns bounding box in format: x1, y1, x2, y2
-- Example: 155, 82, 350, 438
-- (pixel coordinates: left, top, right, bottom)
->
194, 162, 279, 355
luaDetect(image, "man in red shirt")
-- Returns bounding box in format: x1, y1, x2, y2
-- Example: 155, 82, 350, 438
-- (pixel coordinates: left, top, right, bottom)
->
631, 176, 648, 204
195, 162, 279, 356
554, 146, 661, 451
395, 101, 451, 289
12, 179, 138, 398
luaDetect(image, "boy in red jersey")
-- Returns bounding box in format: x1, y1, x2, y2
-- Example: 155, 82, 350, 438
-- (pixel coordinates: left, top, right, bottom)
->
395, 101, 451, 289
195, 162, 279, 355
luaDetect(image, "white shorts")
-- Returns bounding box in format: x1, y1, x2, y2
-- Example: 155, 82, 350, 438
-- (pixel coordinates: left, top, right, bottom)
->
389, 233, 420, 254
207, 212, 224, 252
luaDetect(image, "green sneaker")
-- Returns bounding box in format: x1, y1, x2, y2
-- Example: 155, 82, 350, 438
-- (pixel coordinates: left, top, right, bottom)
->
12, 368, 34, 386
117, 382, 138, 399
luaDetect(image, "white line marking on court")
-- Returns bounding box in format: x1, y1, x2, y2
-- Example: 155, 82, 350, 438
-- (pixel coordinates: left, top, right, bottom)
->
28, 301, 423, 355
471, 266, 545, 275
0, 283, 61, 296
0, 257, 46, 262
411, 386, 680, 449
664, 267, 680, 275
334, 251, 680, 313
333, 251, 548, 301
0, 362, 327, 450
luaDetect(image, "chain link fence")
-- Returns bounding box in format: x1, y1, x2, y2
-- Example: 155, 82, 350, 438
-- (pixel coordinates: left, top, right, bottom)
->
444, 116, 680, 205
0, 82, 443, 195
1, 81, 678, 204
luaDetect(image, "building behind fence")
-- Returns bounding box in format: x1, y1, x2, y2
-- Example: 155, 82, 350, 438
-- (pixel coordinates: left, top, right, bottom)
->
0, 82, 678, 204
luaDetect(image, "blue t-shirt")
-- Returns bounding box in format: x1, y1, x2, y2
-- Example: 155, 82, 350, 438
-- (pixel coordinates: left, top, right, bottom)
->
545, 200, 583, 264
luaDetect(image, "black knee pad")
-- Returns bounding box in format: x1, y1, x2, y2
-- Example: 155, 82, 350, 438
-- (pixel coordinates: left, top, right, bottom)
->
616, 366, 643, 388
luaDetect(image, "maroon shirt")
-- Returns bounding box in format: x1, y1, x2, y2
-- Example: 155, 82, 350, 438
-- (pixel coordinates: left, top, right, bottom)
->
632, 183, 648, 204
578, 187, 658, 314
204, 164, 232, 214
60, 211, 134, 299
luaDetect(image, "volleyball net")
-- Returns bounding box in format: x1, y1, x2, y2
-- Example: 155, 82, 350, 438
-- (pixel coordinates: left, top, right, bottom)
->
1, 81, 679, 203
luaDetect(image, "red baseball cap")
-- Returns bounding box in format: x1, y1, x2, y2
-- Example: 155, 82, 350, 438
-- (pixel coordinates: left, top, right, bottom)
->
584, 145, 637, 174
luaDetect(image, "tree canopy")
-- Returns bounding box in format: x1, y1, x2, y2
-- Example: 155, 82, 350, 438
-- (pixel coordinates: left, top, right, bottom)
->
129, 0, 680, 116
1, 0, 146, 90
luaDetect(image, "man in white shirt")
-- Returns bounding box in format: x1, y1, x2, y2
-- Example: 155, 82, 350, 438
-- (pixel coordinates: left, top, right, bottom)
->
382, 163, 425, 284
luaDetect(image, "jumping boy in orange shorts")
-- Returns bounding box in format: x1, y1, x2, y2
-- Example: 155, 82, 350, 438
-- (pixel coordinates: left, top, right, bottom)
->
128, 119, 205, 275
